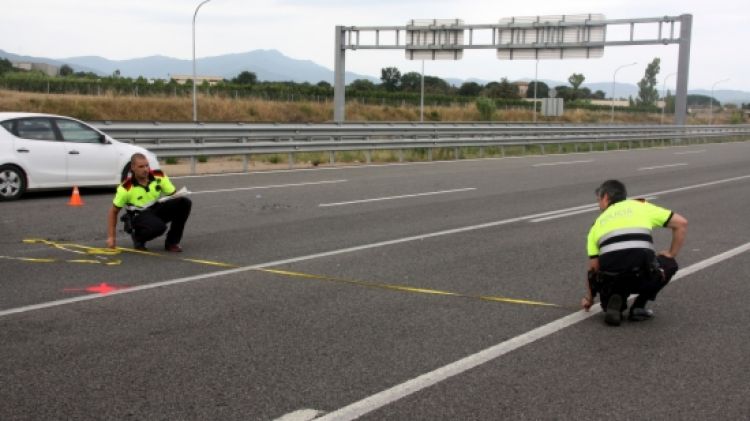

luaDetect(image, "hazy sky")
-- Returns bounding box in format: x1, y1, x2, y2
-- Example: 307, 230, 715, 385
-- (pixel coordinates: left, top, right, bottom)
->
1, 0, 748, 90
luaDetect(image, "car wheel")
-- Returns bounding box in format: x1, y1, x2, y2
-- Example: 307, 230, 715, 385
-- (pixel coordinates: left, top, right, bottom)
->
0, 165, 27, 201
120, 165, 131, 182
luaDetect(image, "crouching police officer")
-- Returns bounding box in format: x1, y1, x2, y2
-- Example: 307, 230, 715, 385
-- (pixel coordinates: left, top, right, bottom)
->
581, 180, 688, 326
106, 153, 192, 252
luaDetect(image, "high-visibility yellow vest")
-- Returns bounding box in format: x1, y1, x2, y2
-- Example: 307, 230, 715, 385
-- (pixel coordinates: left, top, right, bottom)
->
587, 199, 673, 258
113, 170, 176, 209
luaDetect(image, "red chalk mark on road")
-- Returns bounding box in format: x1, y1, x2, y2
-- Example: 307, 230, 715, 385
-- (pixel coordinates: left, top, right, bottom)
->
63, 283, 128, 295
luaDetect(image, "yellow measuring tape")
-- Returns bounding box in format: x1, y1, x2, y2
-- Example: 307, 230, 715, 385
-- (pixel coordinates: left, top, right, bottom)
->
16, 239, 122, 265
15, 239, 563, 308
18, 239, 236, 267
257, 268, 562, 308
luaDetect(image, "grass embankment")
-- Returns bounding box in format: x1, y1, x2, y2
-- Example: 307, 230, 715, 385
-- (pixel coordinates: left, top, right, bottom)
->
1, 88, 685, 124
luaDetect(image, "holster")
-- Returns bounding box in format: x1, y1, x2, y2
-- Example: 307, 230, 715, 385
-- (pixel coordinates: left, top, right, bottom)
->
120, 211, 138, 234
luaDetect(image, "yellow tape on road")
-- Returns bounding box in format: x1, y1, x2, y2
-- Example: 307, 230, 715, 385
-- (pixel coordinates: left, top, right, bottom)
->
15, 239, 566, 308
257, 268, 563, 308
20, 239, 235, 268
11, 239, 123, 265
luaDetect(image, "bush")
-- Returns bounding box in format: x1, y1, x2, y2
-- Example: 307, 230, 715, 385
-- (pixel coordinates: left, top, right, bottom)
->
475, 97, 495, 120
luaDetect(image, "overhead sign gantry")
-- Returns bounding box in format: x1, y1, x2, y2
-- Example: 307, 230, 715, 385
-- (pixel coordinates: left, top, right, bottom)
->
333, 14, 692, 124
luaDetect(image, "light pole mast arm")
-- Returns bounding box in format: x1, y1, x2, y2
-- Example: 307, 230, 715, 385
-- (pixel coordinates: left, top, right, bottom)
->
192, 0, 212, 122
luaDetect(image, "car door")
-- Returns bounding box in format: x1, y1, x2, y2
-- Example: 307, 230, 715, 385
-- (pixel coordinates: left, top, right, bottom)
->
12, 118, 68, 188
54, 118, 119, 185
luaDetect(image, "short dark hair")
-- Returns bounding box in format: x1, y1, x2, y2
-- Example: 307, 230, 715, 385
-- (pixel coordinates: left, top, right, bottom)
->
130, 153, 148, 166
595, 179, 627, 203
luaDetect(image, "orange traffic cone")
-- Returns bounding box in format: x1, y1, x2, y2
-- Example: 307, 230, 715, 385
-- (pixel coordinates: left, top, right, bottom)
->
68, 186, 84, 206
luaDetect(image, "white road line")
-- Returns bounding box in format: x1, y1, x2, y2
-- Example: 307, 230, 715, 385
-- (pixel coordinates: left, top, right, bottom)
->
529, 206, 599, 222
318, 188, 476, 207
191, 179, 347, 194
532, 159, 593, 167
637, 163, 688, 171
274, 409, 324, 421
529, 196, 658, 223
674, 150, 706, 155
314, 241, 750, 421
2, 174, 748, 319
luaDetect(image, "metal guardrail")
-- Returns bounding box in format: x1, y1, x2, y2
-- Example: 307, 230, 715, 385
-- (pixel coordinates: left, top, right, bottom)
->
92, 122, 750, 173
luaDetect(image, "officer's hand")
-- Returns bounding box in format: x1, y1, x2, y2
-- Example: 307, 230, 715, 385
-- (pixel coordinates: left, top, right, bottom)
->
581, 295, 593, 311
659, 250, 674, 258
106, 237, 116, 249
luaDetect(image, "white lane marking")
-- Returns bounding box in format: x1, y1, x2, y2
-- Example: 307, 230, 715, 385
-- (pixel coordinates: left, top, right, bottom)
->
190, 179, 347, 195
274, 409, 324, 421
318, 188, 476, 207
529, 196, 659, 223
532, 159, 593, 167
2, 174, 749, 319
172, 167, 342, 179
674, 150, 706, 155
638, 163, 688, 171
529, 206, 599, 223
314, 241, 750, 421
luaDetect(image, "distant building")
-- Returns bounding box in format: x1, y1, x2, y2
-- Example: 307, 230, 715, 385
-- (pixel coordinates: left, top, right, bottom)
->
170, 74, 224, 86
11, 61, 59, 76
512, 81, 530, 97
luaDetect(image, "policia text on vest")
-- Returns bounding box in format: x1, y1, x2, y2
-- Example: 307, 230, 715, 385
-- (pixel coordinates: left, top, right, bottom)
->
581, 180, 688, 326
106, 153, 192, 252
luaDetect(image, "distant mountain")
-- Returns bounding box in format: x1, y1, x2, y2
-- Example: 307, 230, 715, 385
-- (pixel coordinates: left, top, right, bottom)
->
0, 48, 376, 84
0, 49, 101, 75
2, 48, 749, 104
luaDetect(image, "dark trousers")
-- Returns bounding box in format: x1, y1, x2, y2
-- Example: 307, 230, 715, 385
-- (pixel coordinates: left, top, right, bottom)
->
132, 197, 192, 246
597, 255, 679, 311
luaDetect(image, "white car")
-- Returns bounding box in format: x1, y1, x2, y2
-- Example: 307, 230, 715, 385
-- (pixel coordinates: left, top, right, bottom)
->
0, 112, 159, 200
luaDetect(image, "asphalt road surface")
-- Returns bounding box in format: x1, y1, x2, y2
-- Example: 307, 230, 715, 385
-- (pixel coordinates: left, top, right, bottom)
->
2, 141, 749, 420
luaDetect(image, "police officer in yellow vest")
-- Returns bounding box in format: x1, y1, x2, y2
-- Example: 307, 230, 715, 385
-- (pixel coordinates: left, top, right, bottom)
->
106, 153, 192, 252
582, 180, 687, 326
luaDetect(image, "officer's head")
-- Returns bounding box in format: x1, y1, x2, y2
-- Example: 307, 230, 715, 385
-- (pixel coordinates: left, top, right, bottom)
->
130, 153, 150, 180
595, 179, 627, 209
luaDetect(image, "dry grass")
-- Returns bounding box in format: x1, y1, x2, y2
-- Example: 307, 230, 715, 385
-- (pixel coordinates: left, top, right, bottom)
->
1, 88, 729, 124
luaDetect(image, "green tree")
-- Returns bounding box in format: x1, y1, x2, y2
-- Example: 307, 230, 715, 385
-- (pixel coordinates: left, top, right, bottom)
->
400, 72, 422, 92
423, 76, 450, 94
458, 81, 482, 96
553, 85, 574, 102
380, 67, 401, 91
497, 78, 519, 99
232, 71, 257, 85
568, 73, 585, 90
349, 79, 376, 91
526, 81, 549, 98
636, 58, 661, 107
59, 64, 74, 76
0, 58, 13, 74
316, 81, 331, 89
475, 97, 495, 120
591, 90, 606, 100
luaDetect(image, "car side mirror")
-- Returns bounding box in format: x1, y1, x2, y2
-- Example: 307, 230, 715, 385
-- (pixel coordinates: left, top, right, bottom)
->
99, 134, 110, 144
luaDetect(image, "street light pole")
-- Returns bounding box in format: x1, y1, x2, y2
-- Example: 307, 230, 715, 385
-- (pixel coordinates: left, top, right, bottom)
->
192, 0, 212, 122
709, 78, 729, 125
610, 62, 637, 124
661, 72, 676, 124
420, 60, 424, 122
533, 59, 538, 123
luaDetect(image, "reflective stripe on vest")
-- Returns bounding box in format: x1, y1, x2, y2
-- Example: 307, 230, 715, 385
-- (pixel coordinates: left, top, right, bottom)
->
598, 227, 654, 255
